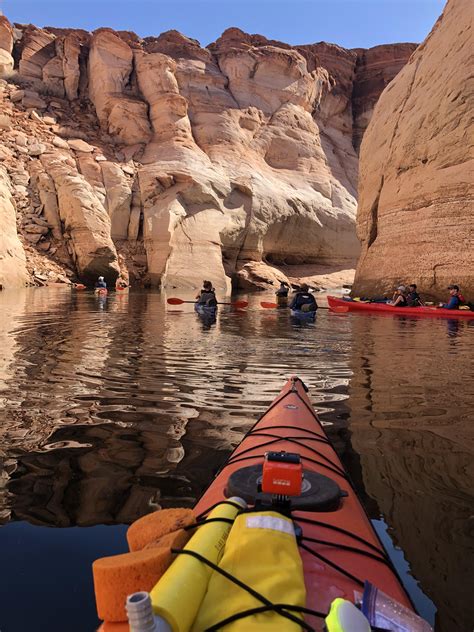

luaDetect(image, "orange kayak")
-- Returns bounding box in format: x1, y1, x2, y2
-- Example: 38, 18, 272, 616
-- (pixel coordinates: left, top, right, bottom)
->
328, 295, 474, 318
193, 376, 413, 629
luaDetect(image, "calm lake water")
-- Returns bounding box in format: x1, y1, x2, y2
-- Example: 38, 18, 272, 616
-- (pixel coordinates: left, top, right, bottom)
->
0, 288, 473, 632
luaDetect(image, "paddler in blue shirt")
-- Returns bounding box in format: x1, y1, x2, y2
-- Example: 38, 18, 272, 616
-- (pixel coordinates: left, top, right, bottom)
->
439, 285, 461, 309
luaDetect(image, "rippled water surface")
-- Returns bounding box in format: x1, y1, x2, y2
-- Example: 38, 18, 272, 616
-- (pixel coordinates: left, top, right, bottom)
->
0, 288, 473, 632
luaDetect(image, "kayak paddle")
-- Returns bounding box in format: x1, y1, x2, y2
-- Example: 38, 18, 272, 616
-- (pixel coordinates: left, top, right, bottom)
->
167, 298, 248, 308
260, 301, 348, 313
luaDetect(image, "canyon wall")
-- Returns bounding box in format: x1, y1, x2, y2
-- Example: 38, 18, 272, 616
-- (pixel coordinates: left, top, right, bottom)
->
353, 0, 472, 300
0, 165, 28, 288
0, 16, 414, 289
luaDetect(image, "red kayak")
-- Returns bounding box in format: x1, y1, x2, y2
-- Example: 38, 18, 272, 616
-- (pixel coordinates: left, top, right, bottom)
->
328, 295, 474, 319
194, 376, 416, 629
95, 376, 433, 631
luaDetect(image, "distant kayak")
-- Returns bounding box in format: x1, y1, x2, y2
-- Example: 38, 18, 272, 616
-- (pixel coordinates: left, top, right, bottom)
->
194, 303, 217, 315
290, 308, 317, 318
328, 295, 474, 319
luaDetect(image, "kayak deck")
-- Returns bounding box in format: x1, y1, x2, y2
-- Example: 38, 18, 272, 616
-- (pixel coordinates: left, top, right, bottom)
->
291, 309, 317, 317
194, 303, 218, 312
194, 377, 412, 629
327, 295, 474, 318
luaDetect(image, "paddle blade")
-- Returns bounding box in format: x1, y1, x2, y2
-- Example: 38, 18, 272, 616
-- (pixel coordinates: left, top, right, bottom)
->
167, 297, 184, 305
260, 301, 278, 309
232, 300, 248, 308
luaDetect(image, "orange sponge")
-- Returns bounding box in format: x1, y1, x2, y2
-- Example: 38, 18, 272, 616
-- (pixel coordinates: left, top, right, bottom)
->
143, 527, 190, 551
127, 508, 195, 552
93, 547, 173, 622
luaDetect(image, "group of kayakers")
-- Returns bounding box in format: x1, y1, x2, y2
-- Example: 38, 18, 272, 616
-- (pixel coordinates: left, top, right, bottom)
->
89, 276, 469, 314
389, 283, 467, 310
389, 284, 423, 307
92, 276, 128, 291
195, 280, 319, 313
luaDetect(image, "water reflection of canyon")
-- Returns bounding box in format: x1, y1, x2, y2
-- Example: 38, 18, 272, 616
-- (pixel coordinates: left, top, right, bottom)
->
347, 315, 474, 632
0, 289, 473, 631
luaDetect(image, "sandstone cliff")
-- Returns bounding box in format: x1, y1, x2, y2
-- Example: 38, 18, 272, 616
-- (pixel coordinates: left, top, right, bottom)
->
0, 165, 28, 288
0, 16, 414, 289
353, 0, 472, 300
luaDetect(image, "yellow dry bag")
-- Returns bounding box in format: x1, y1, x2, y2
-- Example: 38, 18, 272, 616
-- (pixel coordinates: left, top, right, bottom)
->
192, 511, 306, 631
150, 498, 246, 632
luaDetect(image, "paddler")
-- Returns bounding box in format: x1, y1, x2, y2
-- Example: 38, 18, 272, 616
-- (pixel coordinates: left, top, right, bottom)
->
289, 284, 318, 312
275, 281, 289, 307
115, 276, 128, 290
438, 285, 461, 309
389, 285, 408, 307
406, 283, 424, 306
196, 280, 217, 307
95, 276, 107, 290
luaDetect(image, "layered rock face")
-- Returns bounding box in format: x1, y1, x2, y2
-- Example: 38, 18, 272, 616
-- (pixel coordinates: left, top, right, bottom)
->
351, 43, 416, 152
0, 165, 28, 288
353, 0, 472, 300
0, 16, 14, 77
0, 16, 414, 289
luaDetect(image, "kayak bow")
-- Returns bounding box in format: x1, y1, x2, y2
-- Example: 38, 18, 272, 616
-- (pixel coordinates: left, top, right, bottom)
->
194, 376, 413, 628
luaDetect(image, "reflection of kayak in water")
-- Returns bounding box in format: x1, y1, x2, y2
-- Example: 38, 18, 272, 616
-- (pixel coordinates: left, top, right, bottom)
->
290, 308, 317, 319
194, 303, 218, 316
95, 288, 108, 295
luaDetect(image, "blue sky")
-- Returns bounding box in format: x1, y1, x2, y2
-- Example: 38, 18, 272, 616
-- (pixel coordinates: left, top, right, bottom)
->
2, 0, 445, 49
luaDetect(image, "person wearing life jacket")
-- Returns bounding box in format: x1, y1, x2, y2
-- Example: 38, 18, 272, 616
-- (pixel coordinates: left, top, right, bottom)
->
289, 284, 318, 312
196, 280, 217, 307
115, 277, 128, 290
406, 283, 424, 307
450, 284, 466, 304
276, 281, 289, 306
439, 285, 461, 309
389, 286, 408, 307
95, 276, 107, 289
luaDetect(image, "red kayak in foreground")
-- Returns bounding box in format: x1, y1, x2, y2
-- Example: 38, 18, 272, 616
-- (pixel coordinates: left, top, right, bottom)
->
194, 376, 418, 629
328, 295, 474, 319
95, 377, 432, 631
